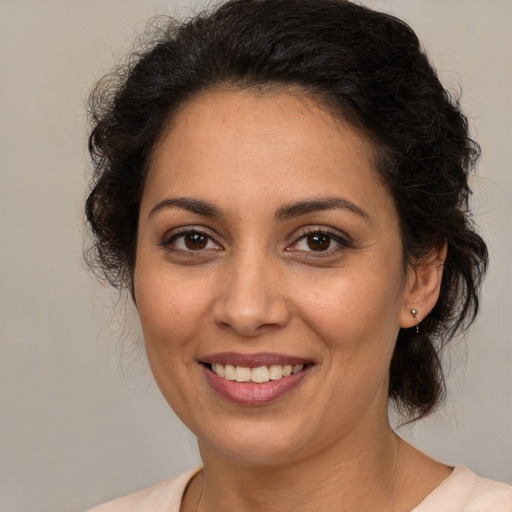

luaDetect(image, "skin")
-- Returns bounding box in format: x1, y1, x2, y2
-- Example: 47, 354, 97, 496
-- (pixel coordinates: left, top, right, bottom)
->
134, 89, 450, 512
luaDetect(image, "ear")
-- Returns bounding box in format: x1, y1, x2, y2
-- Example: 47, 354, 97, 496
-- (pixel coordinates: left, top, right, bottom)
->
400, 243, 447, 328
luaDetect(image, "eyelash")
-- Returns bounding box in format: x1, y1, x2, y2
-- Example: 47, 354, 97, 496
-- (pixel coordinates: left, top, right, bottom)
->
162, 227, 222, 255
288, 228, 353, 257
161, 226, 353, 258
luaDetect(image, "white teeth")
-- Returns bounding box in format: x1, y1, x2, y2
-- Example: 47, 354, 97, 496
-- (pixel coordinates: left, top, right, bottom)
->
268, 365, 283, 380
292, 364, 304, 375
235, 366, 252, 382
224, 364, 236, 380
252, 366, 270, 383
210, 363, 305, 382
213, 363, 225, 378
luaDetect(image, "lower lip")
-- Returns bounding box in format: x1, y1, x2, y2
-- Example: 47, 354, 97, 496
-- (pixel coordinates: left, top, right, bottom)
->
202, 365, 310, 405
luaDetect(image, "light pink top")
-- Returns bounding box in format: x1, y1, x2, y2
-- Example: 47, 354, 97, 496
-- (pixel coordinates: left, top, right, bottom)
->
88, 466, 512, 511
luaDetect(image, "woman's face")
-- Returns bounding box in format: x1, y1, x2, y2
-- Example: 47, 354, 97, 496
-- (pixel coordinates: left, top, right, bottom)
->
134, 89, 416, 465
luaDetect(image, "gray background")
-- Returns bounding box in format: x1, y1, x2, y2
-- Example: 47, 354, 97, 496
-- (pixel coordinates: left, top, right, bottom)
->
0, 1, 510, 511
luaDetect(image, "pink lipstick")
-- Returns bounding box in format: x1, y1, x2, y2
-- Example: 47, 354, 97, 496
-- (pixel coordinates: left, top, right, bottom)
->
200, 352, 313, 405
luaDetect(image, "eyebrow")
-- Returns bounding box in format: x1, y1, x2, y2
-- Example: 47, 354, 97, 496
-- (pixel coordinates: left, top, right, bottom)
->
147, 195, 370, 223
275, 197, 371, 223
148, 197, 223, 219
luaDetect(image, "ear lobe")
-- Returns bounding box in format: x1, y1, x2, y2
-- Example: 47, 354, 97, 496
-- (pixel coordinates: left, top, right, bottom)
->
400, 243, 447, 329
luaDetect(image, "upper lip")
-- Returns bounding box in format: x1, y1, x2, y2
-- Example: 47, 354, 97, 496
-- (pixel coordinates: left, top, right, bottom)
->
200, 352, 312, 368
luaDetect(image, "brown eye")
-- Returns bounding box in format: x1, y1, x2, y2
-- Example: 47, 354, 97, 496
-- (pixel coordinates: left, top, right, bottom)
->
184, 232, 208, 250
290, 229, 350, 256
163, 228, 222, 257
165, 228, 221, 254
306, 232, 332, 251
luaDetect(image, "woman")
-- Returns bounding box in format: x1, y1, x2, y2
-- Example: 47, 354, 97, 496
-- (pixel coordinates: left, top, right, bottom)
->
85, 0, 511, 510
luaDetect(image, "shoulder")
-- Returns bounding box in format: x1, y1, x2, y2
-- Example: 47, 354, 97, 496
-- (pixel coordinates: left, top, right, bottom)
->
87, 468, 201, 512
414, 466, 512, 512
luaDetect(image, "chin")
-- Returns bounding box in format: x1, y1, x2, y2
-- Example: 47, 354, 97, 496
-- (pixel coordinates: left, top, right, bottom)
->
195, 414, 334, 468
202, 435, 303, 467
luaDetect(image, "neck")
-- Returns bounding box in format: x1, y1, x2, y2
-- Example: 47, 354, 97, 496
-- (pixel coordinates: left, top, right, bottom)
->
194, 423, 400, 512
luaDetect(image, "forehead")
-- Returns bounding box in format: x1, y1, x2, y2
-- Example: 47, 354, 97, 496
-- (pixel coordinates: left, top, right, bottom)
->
143, 89, 396, 223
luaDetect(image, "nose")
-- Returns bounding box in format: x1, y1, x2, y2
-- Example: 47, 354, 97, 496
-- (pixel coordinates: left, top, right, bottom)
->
211, 252, 291, 337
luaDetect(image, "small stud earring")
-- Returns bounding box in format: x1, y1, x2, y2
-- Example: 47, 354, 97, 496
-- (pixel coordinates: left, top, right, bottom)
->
410, 308, 419, 334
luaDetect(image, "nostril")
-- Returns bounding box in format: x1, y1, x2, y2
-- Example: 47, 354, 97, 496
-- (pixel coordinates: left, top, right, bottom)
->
212, 298, 291, 336
210, 265, 291, 336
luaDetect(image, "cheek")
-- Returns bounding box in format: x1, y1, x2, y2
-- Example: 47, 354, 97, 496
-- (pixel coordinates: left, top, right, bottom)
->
135, 261, 209, 342
294, 265, 405, 361
134, 266, 209, 414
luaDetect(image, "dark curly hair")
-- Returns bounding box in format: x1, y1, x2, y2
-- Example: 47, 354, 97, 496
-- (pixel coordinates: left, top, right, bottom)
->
85, 0, 488, 419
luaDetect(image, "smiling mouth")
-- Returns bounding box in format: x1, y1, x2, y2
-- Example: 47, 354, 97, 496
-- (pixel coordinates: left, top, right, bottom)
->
205, 363, 306, 383
201, 358, 313, 404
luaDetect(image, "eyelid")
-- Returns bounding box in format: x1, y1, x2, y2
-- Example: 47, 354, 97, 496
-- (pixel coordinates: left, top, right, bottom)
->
161, 225, 223, 252
286, 226, 354, 254
159, 224, 353, 257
